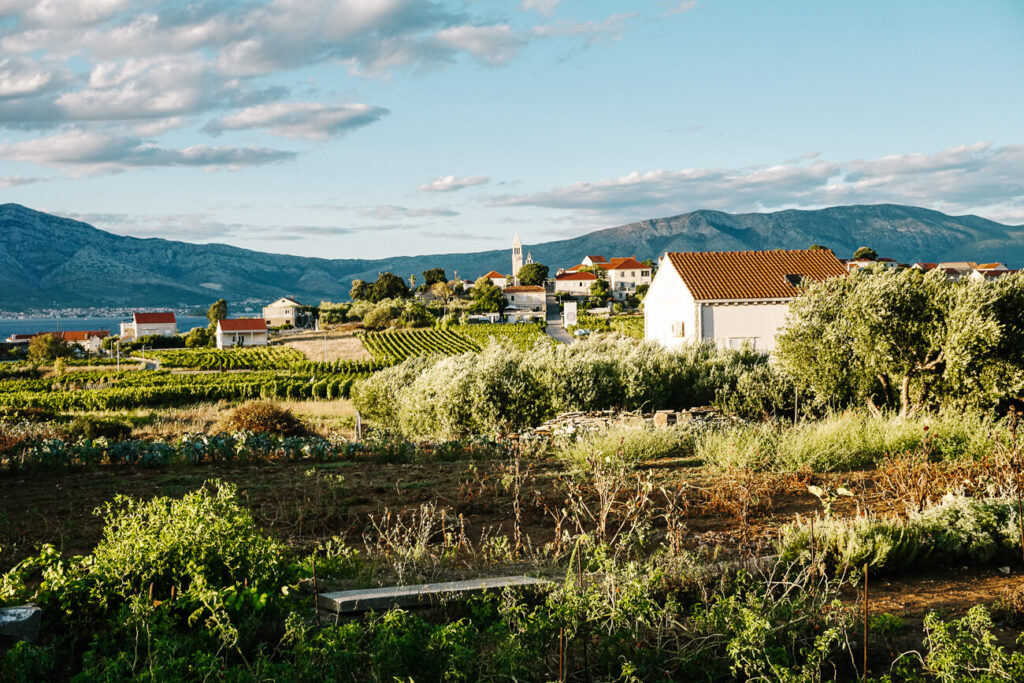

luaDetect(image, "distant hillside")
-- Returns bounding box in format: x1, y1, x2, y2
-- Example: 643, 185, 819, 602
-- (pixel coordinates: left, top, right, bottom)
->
1, 203, 1021, 310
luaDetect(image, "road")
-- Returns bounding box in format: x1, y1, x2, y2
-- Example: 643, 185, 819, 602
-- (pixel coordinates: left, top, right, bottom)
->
544, 295, 573, 344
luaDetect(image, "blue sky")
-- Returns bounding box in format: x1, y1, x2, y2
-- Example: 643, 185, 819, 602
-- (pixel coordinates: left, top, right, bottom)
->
1, 0, 1022, 258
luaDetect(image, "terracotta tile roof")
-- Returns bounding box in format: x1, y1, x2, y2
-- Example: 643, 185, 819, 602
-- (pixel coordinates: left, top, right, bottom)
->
665, 249, 848, 301
977, 263, 1007, 270
502, 285, 546, 293
218, 318, 267, 332
605, 257, 646, 270
133, 312, 176, 324
483, 270, 508, 279
585, 255, 607, 263
976, 268, 1018, 277
914, 263, 938, 270
555, 271, 598, 281
53, 330, 110, 341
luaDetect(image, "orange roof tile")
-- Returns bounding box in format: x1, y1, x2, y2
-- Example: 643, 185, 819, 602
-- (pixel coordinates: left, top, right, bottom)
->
218, 318, 267, 331
133, 312, 176, 324
585, 255, 607, 263
502, 285, 546, 293
665, 249, 847, 301
483, 270, 508, 279
605, 257, 646, 270
555, 271, 597, 281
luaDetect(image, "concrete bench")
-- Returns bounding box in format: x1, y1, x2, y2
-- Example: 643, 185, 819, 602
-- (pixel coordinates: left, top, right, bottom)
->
318, 575, 551, 614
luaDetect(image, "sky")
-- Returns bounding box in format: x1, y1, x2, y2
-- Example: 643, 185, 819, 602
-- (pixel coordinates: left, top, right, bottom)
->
1, 0, 1022, 259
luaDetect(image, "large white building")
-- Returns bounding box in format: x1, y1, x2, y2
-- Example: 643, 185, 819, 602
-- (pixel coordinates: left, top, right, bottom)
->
120, 312, 177, 341
216, 318, 268, 349
554, 270, 598, 295
644, 249, 847, 352
262, 297, 303, 327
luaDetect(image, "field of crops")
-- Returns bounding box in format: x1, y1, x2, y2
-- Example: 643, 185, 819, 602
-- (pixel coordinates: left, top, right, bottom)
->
360, 328, 479, 363
457, 322, 547, 350
151, 346, 306, 370
0, 366, 373, 411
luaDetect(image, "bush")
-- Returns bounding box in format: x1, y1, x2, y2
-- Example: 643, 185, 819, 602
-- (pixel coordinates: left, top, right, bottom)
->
65, 415, 133, 442
219, 401, 308, 436
777, 495, 1024, 574
697, 412, 1003, 472
559, 423, 696, 472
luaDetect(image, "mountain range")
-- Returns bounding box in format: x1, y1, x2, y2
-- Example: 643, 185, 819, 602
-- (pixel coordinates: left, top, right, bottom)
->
1, 202, 1022, 310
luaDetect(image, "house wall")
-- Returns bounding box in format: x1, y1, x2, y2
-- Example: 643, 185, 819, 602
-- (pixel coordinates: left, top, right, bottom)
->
608, 268, 652, 299
263, 304, 299, 327
554, 279, 593, 295
119, 321, 176, 341
216, 330, 268, 349
505, 291, 545, 311
643, 264, 696, 349
704, 302, 791, 352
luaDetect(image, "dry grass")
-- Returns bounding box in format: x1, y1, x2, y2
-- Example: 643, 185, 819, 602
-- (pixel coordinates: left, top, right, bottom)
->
281, 334, 371, 362
280, 399, 358, 437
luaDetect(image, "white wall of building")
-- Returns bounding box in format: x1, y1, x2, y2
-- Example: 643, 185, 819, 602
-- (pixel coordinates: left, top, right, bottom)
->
644, 262, 793, 352
504, 290, 546, 311
215, 329, 268, 349
703, 302, 791, 352
608, 268, 652, 299
643, 264, 697, 349
554, 278, 594, 295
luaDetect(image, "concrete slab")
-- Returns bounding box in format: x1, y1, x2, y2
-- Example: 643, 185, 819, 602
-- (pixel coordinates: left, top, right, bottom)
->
0, 604, 42, 643
318, 575, 550, 614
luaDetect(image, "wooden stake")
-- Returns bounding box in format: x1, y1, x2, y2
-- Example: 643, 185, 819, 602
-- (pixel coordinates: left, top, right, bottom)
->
312, 552, 321, 628
863, 563, 869, 681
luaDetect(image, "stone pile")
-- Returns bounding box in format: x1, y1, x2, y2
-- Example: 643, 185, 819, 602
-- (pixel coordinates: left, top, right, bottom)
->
529, 406, 739, 438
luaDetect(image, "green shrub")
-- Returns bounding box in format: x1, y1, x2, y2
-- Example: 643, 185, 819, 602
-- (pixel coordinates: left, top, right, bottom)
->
65, 415, 132, 442
219, 401, 308, 436
559, 423, 696, 472
777, 495, 1023, 574
697, 412, 1003, 472
923, 605, 1024, 681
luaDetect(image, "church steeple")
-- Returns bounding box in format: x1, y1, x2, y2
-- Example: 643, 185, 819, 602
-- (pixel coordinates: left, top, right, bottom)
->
512, 232, 524, 283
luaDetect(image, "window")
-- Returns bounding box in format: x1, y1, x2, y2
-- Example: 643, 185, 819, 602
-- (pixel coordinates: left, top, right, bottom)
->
631, 271, 636, 276
672, 321, 685, 337
642, 271, 649, 277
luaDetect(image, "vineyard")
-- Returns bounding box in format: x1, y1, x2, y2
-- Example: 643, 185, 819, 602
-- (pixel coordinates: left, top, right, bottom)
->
360, 328, 480, 363
151, 346, 307, 370
0, 367, 373, 411
360, 324, 549, 363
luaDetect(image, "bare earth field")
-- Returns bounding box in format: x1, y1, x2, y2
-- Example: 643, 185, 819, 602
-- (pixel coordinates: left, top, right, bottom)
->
280, 332, 371, 362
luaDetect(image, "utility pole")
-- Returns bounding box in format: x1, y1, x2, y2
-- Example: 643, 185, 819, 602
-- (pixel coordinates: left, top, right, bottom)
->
116, 339, 120, 372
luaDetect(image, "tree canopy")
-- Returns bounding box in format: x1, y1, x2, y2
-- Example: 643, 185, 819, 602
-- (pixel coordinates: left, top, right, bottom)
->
422, 268, 447, 286
853, 246, 878, 260
350, 279, 369, 301
206, 299, 227, 330
516, 263, 549, 287
28, 333, 75, 363
777, 269, 1024, 417
369, 272, 410, 302
470, 276, 505, 313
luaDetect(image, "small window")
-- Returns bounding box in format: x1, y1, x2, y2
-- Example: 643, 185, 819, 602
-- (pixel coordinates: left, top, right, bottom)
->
672, 322, 685, 337
784, 274, 804, 287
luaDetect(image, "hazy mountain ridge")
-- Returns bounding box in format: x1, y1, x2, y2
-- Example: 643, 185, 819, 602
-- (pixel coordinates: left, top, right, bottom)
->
1, 203, 1021, 310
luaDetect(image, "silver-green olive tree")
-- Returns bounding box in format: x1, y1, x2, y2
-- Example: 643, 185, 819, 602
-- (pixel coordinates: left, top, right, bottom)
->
778, 268, 1024, 417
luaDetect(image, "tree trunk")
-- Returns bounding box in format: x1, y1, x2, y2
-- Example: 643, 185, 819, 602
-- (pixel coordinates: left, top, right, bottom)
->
898, 374, 914, 420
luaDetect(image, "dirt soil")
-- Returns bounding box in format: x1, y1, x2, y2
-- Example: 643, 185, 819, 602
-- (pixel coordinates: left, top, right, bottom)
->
281, 333, 371, 362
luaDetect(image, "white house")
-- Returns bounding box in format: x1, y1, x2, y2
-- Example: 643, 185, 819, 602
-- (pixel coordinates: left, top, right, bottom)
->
216, 318, 268, 349
502, 285, 546, 312
56, 330, 110, 353
482, 270, 510, 288
604, 257, 652, 300
120, 312, 177, 341
262, 297, 303, 327
644, 249, 847, 352
564, 256, 652, 300
554, 271, 598, 295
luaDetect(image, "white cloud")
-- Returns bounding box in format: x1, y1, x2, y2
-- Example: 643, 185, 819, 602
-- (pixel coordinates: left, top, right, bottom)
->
531, 13, 636, 45
663, 1, 697, 17
1, 129, 296, 171
0, 174, 46, 187
417, 174, 489, 192
359, 204, 458, 219
433, 25, 525, 66
520, 0, 561, 17
491, 143, 1024, 224
203, 101, 388, 139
